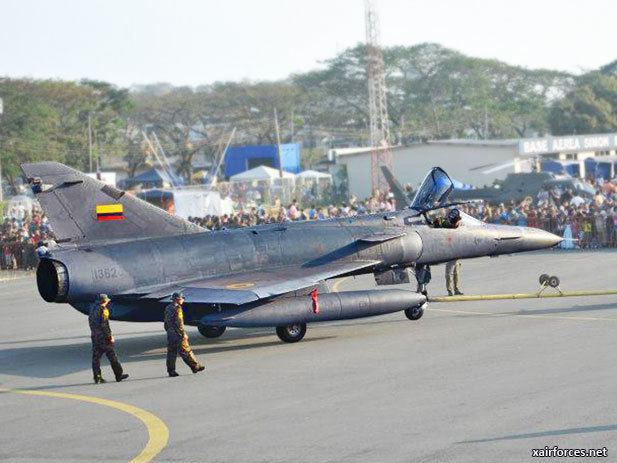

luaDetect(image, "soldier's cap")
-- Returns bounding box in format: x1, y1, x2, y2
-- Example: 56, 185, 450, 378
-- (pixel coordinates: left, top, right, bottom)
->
171, 291, 185, 300
99, 293, 111, 302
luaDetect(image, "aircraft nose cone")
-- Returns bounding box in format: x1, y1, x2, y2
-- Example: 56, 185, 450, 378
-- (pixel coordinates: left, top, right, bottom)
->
525, 228, 563, 250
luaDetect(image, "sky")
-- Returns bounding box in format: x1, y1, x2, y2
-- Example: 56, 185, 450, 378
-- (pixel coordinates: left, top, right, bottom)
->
1, 0, 616, 88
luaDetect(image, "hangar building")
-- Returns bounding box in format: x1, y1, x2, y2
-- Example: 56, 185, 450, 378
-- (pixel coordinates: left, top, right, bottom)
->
333, 133, 617, 199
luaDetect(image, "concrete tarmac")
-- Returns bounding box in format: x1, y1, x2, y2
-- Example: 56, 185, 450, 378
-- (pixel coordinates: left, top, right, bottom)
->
1, 250, 617, 462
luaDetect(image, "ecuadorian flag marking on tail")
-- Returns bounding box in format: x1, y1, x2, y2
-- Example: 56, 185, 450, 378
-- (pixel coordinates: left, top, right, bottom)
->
96, 204, 124, 221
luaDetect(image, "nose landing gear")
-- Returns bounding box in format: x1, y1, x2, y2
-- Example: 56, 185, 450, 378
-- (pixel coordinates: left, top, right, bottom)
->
405, 302, 426, 321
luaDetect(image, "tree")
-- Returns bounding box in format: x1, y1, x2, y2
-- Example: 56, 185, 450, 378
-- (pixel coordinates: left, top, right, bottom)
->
549, 72, 617, 135
0, 79, 62, 188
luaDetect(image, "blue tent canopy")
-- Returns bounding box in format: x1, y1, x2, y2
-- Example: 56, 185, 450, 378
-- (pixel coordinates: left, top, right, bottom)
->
563, 162, 580, 177
136, 189, 174, 201
119, 168, 184, 189
224, 143, 301, 178
540, 160, 565, 175
596, 161, 612, 180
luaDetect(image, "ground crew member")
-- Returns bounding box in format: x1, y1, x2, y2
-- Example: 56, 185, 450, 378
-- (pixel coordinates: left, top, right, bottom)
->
164, 292, 205, 377
432, 209, 464, 296
89, 294, 129, 384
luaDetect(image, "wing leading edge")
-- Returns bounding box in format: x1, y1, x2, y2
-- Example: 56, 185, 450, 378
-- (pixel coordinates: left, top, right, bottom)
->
139, 260, 380, 305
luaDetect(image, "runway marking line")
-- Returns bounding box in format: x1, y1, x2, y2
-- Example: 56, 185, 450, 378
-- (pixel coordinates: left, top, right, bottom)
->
331, 276, 350, 293
430, 307, 617, 322
331, 276, 615, 322
0, 388, 169, 463
0, 275, 32, 283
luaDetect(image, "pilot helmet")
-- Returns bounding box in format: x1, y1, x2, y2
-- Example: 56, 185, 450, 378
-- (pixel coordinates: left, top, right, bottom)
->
447, 208, 461, 223
172, 292, 185, 301
99, 294, 110, 303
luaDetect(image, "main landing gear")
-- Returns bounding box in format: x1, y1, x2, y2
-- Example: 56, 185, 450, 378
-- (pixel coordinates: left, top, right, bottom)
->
198, 325, 227, 338
276, 323, 307, 343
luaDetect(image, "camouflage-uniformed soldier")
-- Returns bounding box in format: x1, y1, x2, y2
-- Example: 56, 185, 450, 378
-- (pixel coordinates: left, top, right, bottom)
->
432, 209, 463, 296
89, 294, 129, 384
164, 292, 205, 377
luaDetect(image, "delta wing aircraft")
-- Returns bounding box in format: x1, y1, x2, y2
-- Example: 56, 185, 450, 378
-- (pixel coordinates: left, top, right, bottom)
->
23, 163, 561, 343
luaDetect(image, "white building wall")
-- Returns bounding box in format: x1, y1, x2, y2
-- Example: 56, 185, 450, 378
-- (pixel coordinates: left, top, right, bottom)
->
337, 143, 518, 199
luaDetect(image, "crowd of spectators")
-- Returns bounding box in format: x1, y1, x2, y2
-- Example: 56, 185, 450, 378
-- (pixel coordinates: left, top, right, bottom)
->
459, 178, 617, 248
1, 203, 53, 270
188, 192, 397, 230
191, 179, 617, 249
3, 177, 617, 271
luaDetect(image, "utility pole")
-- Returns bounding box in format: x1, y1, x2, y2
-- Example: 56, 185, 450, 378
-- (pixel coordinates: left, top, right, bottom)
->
274, 108, 283, 178
365, 0, 392, 192
484, 103, 489, 140
88, 113, 93, 173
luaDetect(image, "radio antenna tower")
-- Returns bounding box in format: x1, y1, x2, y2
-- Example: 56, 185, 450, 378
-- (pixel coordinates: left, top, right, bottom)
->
365, 0, 392, 192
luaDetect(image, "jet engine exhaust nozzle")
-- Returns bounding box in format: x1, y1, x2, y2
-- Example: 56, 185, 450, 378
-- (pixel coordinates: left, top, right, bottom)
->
36, 259, 69, 303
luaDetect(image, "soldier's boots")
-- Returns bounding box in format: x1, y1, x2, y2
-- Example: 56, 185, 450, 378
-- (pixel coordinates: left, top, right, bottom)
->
454, 289, 464, 295
447, 290, 453, 296
94, 375, 106, 384
168, 371, 180, 377
192, 364, 205, 374
111, 361, 128, 383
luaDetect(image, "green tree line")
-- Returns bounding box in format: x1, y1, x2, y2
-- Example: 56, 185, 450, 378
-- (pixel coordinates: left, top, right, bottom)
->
1, 43, 616, 188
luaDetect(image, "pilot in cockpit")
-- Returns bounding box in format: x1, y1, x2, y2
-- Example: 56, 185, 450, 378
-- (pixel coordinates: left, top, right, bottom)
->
429, 208, 462, 229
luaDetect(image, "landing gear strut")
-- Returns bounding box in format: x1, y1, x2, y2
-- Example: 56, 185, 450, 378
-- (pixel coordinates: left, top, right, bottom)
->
414, 264, 431, 295
198, 325, 227, 338
276, 323, 307, 343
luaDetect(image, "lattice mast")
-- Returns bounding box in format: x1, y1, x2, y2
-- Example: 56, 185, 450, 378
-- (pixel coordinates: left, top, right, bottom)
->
365, 0, 392, 192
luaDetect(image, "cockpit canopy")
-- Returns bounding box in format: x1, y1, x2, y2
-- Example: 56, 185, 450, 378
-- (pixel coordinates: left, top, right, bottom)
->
410, 167, 454, 213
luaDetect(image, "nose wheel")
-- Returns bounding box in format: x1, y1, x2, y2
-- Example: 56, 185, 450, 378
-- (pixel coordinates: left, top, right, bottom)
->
405, 303, 426, 321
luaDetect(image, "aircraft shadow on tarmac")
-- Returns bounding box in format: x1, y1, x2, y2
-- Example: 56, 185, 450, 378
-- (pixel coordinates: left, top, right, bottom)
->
459, 424, 617, 443
0, 329, 334, 379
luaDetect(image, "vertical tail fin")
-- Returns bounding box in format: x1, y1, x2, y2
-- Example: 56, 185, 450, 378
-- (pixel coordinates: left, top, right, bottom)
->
21, 162, 202, 244
380, 166, 411, 207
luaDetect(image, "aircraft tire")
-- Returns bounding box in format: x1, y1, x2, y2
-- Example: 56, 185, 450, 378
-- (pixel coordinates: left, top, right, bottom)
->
548, 276, 560, 288
539, 274, 550, 285
276, 323, 307, 343
405, 306, 424, 321
198, 325, 227, 338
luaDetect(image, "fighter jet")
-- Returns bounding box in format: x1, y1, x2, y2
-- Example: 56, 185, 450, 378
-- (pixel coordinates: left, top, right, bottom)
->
382, 166, 595, 206
24, 162, 561, 343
